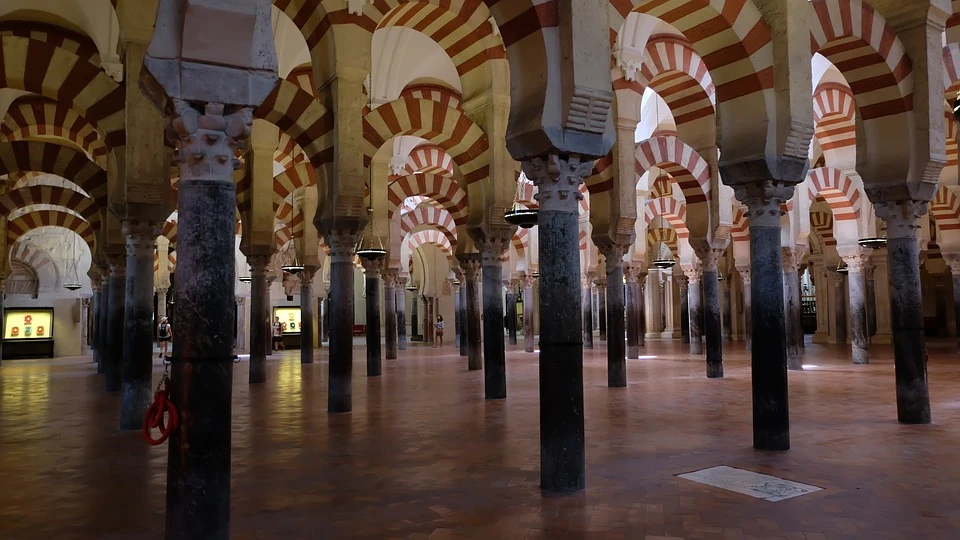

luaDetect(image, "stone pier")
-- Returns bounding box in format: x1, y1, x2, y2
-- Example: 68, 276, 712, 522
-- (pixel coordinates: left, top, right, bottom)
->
326, 231, 361, 412
105, 254, 126, 392
582, 274, 594, 349
506, 280, 518, 346
98, 274, 109, 374
678, 274, 690, 344
397, 276, 407, 351
601, 252, 627, 388
739, 269, 752, 351
477, 235, 510, 399
625, 265, 641, 359
597, 279, 607, 342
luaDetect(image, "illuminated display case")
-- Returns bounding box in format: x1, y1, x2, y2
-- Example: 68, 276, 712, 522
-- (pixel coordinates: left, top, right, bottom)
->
3, 308, 55, 359
272, 306, 302, 348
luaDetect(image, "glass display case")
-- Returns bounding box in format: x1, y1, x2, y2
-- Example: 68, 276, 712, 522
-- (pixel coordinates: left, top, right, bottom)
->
3, 308, 55, 358
272, 306, 302, 348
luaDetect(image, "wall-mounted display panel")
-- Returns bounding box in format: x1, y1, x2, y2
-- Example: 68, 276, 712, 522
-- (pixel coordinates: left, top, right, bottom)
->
273, 307, 302, 335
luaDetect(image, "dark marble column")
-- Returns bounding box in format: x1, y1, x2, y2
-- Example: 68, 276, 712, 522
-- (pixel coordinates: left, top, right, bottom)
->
247, 255, 270, 384
597, 281, 607, 341
783, 249, 803, 371
601, 253, 627, 388
457, 275, 468, 356
397, 277, 407, 350
300, 267, 317, 365
947, 257, 960, 353
119, 221, 162, 429
677, 274, 690, 344
875, 200, 930, 424
321, 294, 330, 343
736, 183, 794, 451
685, 269, 703, 355
461, 257, 483, 371
843, 255, 869, 365
582, 274, 594, 349
411, 290, 420, 341
98, 274, 109, 373
163, 104, 248, 540
506, 281, 518, 346
522, 154, 588, 494
739, 269, 752, 351
453, 270, 462, 350
105, 254, 126, 392
720, 278, 732, 342
326, 230, 361, 412
424, 296, 434, 345
833, 271, 847, 344
91, 282, 102, 367
700, 251, 723, 379
624, 265, 640, 359
263, 274, 276, 358
477, 236, 510, 400
523, 273, 536, 353
361, 258, 383, 377
383, 270, 398, 360
866, 264, 877, 336
637, 271, 647, 347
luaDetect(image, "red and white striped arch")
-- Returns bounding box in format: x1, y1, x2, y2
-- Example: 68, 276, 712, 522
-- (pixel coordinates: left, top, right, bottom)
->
932, 185, 960, 233
947, 110, 958, 168
512, 228, 529, 262
635, 135, 710, 205
401, 205, 458, 248
8, 209, 96, 252
363, 98, 490, 185
401, 85, 463, 111
635, 35, 715, 125
275, 132, 308, 171
578, 228, 590, 251
609, 1, 773, 104
0, 185, 100, 231
0, 22, 101, 65
810, 211, 837, 247
10, 240, 58, 278
731, 207, 749, 245
0, 141, 107, 211
805, 167, 861, 221
162, 220, 177, 245
643, 197, 689, 239
812, 82, 856, 152
810, 0, 912, 120
255, 78, 333, 169
387, 173, 469, 226
943, 42, 960, 99
584, 154, 614, 194
1, 97, 108, 164
154, 252, 177, 274
271, 164, 317, 211
401, 228, 454, 266
646, 227, 678, 255
0, 36, 125, 149
399, 144, 456, 177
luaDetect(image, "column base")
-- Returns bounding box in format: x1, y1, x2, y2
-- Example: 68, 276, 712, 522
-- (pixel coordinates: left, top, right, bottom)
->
812, 332, 830, 344
871, 332, 893, 345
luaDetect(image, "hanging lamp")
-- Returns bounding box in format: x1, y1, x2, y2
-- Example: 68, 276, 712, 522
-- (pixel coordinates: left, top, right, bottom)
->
63, 234, 83, 291
356, 68, 387, 262
857, 237, 887, 250
836, 260, 849, 275
281, 243, 304, 275
503, 175, 539, 228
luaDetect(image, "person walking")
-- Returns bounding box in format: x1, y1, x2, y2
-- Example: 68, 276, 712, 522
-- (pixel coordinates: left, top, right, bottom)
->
435, 315, 445, 348
273, 317, 285, 351
157, 317, 172, 358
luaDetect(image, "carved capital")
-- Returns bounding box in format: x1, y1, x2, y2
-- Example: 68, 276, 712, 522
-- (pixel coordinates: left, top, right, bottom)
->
523, 154, 593, 214
472, 227, 514, 266
248, 254, 272, 275
522, 273, 536, 289
734, 181, 796, 228
782, 247, 800, 272
107, 254, 126, 277
459, 256, 482, 281
122, 220, 161, 258
738, 268, 751, 286
697, 248, 725, 273
383, 269, 398, 288
874, 200, 928, 239
360, 258, 382, 276
623, 264, 639, 284
600, 245, 629, 275
299, 266, 317, 284
675, 274, 689, 289
171, 101, 251, 181
944, 253, 960, 275
236, 296, 246, 306
324, 229, 361, 264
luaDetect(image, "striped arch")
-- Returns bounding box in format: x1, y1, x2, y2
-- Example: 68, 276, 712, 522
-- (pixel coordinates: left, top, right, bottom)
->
8, 209, 96, 252
944, 42, 960, 99
275, 132, 307, 170
284, 66, 319, 98
512, 228, 529, 263
162, 220, 178, 245
579, 228, 589, 251
271, 0, 344, 82
810, 0, 912, 120
0, 185, 101, 231
810, 211, 837, 247
154, 252, 177, 274
401, 85, 464, 110
646, 227, 679, 254
635, 135, 710, 204
1, 97, 108, 164
255, 78, 333, 169
805, 167, 861, 221
584, 154, 614, 193
10, 240, 59, 283
0, 22, 101, 64
401, 228, 455, 267
731, 207, 749, 245
813, 82, 856, 152
635, 35, 716, 125
643, 197, 689, 239
363, 98, 490, 185
387, 173, 468, 226
947, 109, 958, 168
401, 144, 456, 177
0, 142, 107, 210
401, 205, 458, 248
931, 185, 960, 233
274, 210, 306, 249
0, 36, 125, 149
272, 163, 317, 210
609, 1, 773, 104
375, 2, 505, 90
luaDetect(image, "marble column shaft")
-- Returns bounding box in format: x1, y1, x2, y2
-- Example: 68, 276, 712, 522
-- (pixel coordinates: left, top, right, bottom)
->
384, 271, 398, 360
783, 251, 803, 371
701, 259, 723, 379
948, 259, 960, 353
624, 267, 640, 359
105, 257, 126, 392
300, 267, 317, 365
833, 272, 848, 344
506, 284, 518, 346
248, 255, 270, 384
120, 221, 161, 430
462, 259, 483, 371
844, 257, 869, 365
453, 274, 462, 350
740, 270, 752, 351
98, 275, 109, 374
721, 279, 732, 342
603, 255, 627, 388
327, 231, 360, 412
523, 275, 536, 353
637, 274, 647, 347
597, 282, 607, 341
582, 276, 594, 349
678, 275, 690, 344
686, 270, 703, 355
91, 286, 102, 366
480, 241, 509, 400
457, 281, 467, 356
362, 259, 383, 377
397, 278, 407, 351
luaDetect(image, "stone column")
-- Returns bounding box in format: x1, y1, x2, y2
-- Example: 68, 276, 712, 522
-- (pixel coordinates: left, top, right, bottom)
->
624, 266, 640, 359
105, 254, 126, 392
582, 274, 594, 349
383, 270, 398, 360
98, 274, 109, 373
247, 254, 270, 383
327, 230, 361, 412
637, 271, 647, 347
685, 269, 703, 355
411, 290, 420, 340
157, 287, 168, 320
523, 273, 536, 352
300, 267, 317, 365
866, 263, 877, 336
600, 250, 627, 387
812, 265, 831, 343
875, 201, 931, 424
264, 273, 276, 358
677, 274, 689, 344
120, 221, 161, 429
700, 251, 723, 378
832, 271, 848, 344
721, 278, 732, 342
596, 280, 607, 341
81, 297, 92, 355
782, 248, 803, 371
460, 258, 483, 370
361, 258, 383, 377
453, 271, 462, 350
397, 276, 407, 350
506, 280, 518, 346
424, 296, 433, 344
946, 256, 960, 353
842, 254, 869, 365
91, 284, 101, 363
736, 183, 794, 451
739, 269, 752, 351
522, 154, 589, 494
457, 276, 468, 356
235, 296, 246, 351
476, 235, 510, 399
647, 271, 663, 335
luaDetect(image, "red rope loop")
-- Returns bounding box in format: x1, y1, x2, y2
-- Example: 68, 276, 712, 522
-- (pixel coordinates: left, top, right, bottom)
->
142, 375, 179, 445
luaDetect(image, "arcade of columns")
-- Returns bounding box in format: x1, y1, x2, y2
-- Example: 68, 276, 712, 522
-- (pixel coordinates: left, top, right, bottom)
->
4, 0, 960, 537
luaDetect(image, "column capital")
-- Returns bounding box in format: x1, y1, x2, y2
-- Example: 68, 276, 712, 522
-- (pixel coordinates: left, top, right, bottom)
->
733, 181, 796, 228
383, 269, 398, 287
459, 256, 482, 280
299, 266, 318, 283
623, 264, 641, 283
81, 297, 92, 307
523, 154, 592, 214
840, 254, 868, 273
874, 200, 928, 239
696, 248, 725, 272
675, 273, 689, 289
107, 253, 126, 276
324, 229, 361, 263
782, 247, 801, 272
737, 267, 751, 285
360, 257, 382, 276
522, 273, 536, 289
236, 295, 246, 306
170, 101, 251, 180
248, 254, 272, 274
943, 252, 960, 275
472, 227, 514, 266
683, 267, 701, 284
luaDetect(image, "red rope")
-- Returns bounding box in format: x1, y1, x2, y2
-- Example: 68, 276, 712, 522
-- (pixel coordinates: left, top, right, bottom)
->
143, 377, 179, 445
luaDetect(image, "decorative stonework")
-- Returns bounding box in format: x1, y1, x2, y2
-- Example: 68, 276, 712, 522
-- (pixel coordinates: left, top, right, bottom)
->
472, 228, 513, 266
360, 258, 383, 276
523, 155, 594, 214
733, 181, 796, 228
460, 258, 482, 281
874, 200, 928, 239
738, 269, 751, 286
382, 270, 398, 288
324, 230, 361, 264
122, 221, 162, 258
840, 254, 868, 273
684, 268, 702, 285
171, 101, 251, 180
567, 86, 613, 134
698, 248, 725, 273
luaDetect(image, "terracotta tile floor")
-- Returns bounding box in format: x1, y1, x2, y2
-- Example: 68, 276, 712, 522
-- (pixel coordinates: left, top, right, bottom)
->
2, 337, 960, 539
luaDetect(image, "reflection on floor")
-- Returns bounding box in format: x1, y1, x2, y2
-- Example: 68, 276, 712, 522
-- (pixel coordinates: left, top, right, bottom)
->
2, 338, 960, 539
